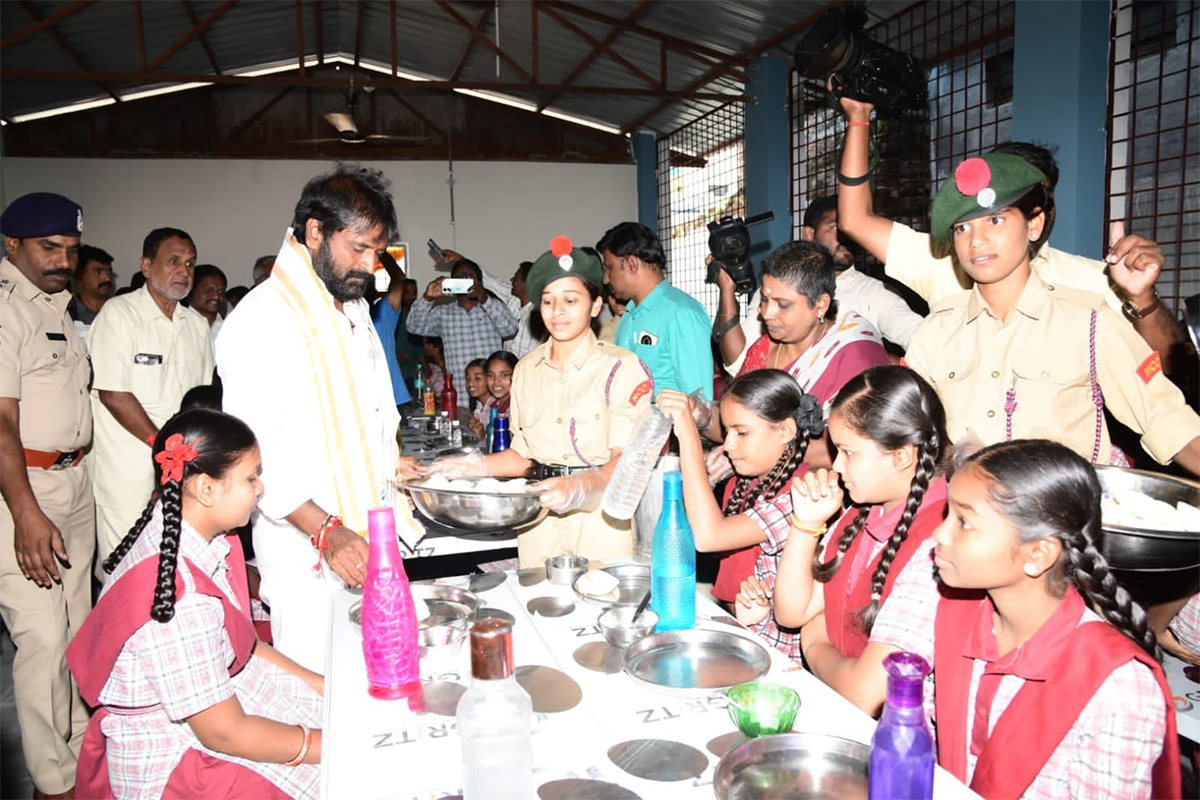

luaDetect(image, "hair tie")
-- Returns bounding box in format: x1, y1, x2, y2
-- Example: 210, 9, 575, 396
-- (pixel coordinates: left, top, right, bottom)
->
154, 433, 204, 485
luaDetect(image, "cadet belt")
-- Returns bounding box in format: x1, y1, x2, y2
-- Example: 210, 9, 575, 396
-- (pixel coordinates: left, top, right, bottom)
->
529, 462, 592, 481
24, 448, 84, 470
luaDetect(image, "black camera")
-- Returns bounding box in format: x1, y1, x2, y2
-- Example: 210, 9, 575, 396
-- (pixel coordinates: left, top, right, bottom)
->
706, 211, 773, 296
794, 5, 927, 117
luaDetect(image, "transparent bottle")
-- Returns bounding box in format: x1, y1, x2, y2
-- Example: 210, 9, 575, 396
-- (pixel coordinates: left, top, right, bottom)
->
449, 419, 462, 449
601, 405, 672, 520
361, 507, 420, 700
456, 619, 533, 800
869, 651, 934, 800
650, 471, 695, 631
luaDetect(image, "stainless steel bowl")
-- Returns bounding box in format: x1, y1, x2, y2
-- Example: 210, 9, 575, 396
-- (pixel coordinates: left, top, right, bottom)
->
573, 563, 650, 609
398, 479, 548, 532
545, 555, 589, 585
418, 623, 467, 660
598, 606, 659, 648
713, 732, 870, 800
347, 583, 480, 629
1094, 466, 1200, 605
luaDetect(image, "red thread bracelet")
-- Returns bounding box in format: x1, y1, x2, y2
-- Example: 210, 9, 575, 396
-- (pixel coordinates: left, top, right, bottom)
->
311, 514, 342, 572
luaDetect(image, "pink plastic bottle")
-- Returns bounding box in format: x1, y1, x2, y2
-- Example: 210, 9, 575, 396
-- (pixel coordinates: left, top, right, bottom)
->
361, 507, 421, 700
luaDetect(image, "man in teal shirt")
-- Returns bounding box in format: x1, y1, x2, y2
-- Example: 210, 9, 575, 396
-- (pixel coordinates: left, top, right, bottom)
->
599, 222, 713, 400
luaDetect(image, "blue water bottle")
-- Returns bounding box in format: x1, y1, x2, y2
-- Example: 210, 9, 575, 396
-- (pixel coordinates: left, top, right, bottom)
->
869, 651, 934, 800
485, 408, 499, 454
650, 471, 695, 631
491, 416, 511, 454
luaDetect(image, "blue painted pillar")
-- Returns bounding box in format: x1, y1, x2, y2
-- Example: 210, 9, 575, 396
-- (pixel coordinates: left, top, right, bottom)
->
1012, 0, 1109, 257
632, 132, 658, 232
744, 54, 793, 258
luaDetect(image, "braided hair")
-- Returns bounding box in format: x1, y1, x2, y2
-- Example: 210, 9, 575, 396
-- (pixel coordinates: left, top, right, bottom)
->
101, 408, 258, 623
966, 439, 1158, 656
722, 369, 825, 516
810, 366, 948, 636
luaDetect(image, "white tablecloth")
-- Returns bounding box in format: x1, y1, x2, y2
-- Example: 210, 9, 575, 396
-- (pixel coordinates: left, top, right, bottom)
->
322, 570, 980, 800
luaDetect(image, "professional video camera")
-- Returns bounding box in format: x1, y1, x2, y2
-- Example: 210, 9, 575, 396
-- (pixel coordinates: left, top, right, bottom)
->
794, 5, 927, 117
706, 211, 774, 296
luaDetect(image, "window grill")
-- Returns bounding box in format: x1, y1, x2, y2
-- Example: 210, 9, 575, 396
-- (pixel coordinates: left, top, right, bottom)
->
656, 102, 745, 319
791, 1, 1016, 238
1105, 0, 1197, 315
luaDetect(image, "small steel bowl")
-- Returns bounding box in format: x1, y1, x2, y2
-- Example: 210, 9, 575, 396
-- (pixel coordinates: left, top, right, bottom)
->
397, 478, 548, 532
418, 623, 467, 660
598, 606, 659, 648
545, 555, 589, 585
724, 681, 801, 738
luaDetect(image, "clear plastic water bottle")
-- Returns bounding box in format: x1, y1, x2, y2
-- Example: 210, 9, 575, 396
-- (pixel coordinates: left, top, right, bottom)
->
602, 405, 672, 520
361, 507, 420, 700
456, 618, 533, 799
869, 651, 934, 800
449, 419, 462, 449
650, 471, 695, 631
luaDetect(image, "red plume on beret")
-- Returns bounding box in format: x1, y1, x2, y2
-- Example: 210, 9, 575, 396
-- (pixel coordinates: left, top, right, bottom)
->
549, 235, 573, 257
954, 158, 992, 196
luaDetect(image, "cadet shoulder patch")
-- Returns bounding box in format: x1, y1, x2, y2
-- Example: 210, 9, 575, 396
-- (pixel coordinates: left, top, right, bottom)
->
1137, 351, 1162, 384
628, 379, 652, 406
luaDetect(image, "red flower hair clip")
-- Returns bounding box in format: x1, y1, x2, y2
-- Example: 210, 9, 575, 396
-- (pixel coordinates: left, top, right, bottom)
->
154, 433, 204, 485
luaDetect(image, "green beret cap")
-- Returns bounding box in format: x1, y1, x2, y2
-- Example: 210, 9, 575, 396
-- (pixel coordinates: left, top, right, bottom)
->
930, 154, 1046, 241
525, 235, 604, 302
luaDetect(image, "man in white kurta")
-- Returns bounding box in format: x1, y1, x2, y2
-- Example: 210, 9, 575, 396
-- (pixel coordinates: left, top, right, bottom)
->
89, 230, 212, 565
217, 165, 406, 673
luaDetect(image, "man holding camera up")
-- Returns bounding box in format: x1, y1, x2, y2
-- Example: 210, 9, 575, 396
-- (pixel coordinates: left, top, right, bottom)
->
598, 222, 713, 400
407, 257, 518, 386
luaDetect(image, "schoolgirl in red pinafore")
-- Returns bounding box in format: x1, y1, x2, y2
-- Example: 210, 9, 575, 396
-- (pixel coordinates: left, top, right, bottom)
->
67, 409, 323, 800
656, 369, 824, 662
760, 366, 947, 686
870, 440, 1180, 799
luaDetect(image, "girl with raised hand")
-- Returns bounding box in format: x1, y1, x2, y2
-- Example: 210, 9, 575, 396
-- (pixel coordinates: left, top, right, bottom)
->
656, 369, 824, 660
67, 409, 324, 800
865, 439, 1179, 799
749, 366, 947, 680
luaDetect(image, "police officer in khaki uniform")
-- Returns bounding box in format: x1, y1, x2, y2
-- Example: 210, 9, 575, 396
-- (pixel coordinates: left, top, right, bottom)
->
0, 193, 94, 799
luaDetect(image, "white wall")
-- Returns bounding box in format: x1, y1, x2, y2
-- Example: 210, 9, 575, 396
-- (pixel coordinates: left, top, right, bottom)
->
0, 158, 637, 288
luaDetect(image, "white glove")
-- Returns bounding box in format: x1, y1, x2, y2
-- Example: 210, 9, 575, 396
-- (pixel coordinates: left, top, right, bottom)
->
532, 469, 606, 514
425, 451, 491, 480
705, 445, 734, 486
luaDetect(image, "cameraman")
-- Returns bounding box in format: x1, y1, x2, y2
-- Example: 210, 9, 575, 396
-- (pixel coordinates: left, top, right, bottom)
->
835, 94, 1185, 372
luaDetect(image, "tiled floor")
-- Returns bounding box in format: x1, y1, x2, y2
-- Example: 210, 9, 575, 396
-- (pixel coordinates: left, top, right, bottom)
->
1, 622, 35, 800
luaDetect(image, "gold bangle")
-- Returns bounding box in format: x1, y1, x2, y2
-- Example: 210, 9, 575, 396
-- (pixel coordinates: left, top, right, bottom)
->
789, 515, 826, 537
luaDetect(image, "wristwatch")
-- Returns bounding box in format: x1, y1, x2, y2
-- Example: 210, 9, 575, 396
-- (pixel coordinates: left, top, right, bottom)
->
1122, 289, 1161, 320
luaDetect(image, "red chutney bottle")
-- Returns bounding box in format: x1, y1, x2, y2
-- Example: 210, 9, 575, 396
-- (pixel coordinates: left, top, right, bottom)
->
442, 374, 458, 421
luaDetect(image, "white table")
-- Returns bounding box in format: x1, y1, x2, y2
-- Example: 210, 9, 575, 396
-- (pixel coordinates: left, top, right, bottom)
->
1164, 652, 1200, 744
322, 571, 979, 800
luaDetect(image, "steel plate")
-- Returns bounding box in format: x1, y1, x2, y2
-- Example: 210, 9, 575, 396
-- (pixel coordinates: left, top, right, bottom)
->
622, 629, 770, 695
712, 733, 870, 800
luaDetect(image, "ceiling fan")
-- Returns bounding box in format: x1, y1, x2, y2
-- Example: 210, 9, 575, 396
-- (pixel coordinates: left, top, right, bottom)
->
292, 77, 431, 146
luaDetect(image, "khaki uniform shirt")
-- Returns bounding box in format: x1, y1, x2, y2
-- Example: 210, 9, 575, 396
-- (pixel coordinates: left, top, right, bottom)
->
0, 258, 91, 452
88, 286, 212, 541
885, 221, 1125, 310
509, 332, 651, 566
906, 272, 1200, 465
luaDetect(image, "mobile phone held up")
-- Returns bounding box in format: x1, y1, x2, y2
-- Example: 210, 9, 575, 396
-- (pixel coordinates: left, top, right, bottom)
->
442, 278, 474, 295
428, 238, 446, 261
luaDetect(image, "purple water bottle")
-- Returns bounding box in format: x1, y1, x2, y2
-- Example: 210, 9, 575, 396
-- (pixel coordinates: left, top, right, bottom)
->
361, 507, 421, 700
869, 651, 934, 800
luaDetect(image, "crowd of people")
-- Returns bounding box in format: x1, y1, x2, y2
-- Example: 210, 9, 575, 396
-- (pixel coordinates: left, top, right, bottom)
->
1, 92, 1198, 800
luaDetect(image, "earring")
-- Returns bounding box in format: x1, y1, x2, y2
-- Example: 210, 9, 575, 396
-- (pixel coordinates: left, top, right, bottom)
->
1023, 562, 1038, 577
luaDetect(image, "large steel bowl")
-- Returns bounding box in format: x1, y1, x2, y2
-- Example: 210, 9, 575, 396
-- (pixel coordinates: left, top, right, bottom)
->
1094, 465, 1200, 605
398, 479, 548, 532
713, 732, 870, 799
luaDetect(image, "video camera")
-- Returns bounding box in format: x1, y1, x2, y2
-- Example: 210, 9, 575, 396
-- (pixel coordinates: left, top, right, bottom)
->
706, 211, 774, 296
794, 5, 927, 117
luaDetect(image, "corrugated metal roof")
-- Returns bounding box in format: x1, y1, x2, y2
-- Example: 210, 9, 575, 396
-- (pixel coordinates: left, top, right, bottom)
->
1, 1, 988, 136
